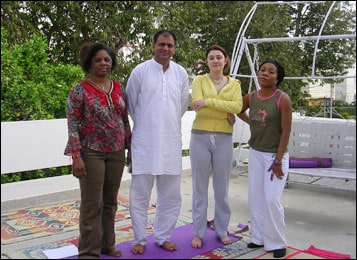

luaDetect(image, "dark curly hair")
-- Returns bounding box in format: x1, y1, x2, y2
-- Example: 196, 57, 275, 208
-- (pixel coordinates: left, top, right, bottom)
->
79, 42, 117, 75
259, 60, 285, 87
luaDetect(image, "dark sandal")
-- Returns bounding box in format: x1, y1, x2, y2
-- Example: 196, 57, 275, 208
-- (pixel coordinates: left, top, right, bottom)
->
101, 248, 121, 257
247, 242, 264, 248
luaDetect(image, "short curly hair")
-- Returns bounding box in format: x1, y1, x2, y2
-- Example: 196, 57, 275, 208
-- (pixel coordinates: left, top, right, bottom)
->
259, 60, 285, 87
79, 42, 117, 75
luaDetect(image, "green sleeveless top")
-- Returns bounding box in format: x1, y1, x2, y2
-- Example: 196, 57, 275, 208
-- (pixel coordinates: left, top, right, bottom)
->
248, 89, 287, 153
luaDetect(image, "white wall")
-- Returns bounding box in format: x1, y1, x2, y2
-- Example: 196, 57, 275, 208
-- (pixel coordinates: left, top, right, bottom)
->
1, 119, 70, 174
1, 111, 251, 175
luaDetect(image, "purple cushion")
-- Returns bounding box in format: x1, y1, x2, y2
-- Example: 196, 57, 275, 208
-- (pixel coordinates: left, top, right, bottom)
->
289, 159, 319, 168
289, 157, 332, 168
316, 158, 333, 167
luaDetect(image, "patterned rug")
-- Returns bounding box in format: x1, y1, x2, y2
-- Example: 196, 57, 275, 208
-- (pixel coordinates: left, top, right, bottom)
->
1, 214, 189, 259
1, 215, 255, 259
254, 245, 351, 259
1, 195, 155, 245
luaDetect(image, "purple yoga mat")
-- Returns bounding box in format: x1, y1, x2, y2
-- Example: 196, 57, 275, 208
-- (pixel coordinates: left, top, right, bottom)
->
289, 159, 319, 168
289, 157, 333, 168
67, 223, 242, 259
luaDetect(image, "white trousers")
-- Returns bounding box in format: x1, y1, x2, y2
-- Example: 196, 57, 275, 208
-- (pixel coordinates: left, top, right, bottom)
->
248, 148, 288, 251
129, 174, 181, 246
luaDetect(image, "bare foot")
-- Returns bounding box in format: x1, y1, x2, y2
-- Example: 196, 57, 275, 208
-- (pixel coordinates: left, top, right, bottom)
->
131, 244, 145, 254
191, 235, 202, 248
160, 241, 177, 251
219, 236, 233, 245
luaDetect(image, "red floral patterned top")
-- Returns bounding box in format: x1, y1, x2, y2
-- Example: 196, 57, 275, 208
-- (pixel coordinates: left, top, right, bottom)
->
64, 80, 131, 156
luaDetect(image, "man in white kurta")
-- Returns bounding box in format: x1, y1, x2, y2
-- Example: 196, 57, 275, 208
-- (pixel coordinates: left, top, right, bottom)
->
126, 30, 189, 254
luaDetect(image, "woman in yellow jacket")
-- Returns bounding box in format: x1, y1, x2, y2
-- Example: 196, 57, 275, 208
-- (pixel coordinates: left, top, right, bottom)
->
190, 45, 243, 248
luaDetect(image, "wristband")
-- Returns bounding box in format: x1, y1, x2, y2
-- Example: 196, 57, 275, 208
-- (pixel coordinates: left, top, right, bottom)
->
273, 159, 282, 166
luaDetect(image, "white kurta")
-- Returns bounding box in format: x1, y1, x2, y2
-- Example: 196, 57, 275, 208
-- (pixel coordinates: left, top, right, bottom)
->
126, 58, 189, 175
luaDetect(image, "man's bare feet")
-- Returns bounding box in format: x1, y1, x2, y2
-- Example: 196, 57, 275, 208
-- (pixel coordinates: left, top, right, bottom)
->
160, 241, 177, 251
131, 244, 145, 254
219, 236, 233, 245
191, 235, 202, 248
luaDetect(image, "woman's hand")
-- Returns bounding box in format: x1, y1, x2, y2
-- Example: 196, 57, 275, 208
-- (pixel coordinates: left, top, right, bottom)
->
72, 158, 86, 179
268, 164, 285, 181
191, 100, 205, 111
227, 113, 236, 125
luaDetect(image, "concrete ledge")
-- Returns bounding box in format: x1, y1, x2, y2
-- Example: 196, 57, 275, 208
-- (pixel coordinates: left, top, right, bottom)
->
1, 175, 80, 212
1, 175, 132, 212
1, 175, 79, 202
1, 167, 193, 212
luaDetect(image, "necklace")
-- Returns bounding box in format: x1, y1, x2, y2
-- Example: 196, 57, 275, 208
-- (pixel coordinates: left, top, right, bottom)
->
210, 75, 224, 85
87, 78, 108, 91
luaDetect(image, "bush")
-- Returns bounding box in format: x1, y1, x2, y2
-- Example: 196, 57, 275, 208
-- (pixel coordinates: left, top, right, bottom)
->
1, 166, 71, 184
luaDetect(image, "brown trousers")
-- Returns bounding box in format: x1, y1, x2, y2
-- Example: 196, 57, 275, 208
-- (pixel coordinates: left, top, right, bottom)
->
78, 149, 125, 259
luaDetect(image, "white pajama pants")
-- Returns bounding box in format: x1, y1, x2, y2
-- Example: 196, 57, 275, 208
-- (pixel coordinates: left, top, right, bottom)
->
129, 174, 181, 246
248, 148, 288, 251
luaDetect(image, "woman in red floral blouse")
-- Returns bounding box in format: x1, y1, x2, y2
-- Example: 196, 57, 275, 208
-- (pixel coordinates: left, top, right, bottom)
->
64, 42, 131, 259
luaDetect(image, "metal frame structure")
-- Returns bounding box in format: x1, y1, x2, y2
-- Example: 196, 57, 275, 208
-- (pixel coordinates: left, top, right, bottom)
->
231, 1, 356, 164
230, 1, 356, 90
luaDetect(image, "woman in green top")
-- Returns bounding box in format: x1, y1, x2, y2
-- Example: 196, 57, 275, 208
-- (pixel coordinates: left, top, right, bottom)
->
190, 45, 243, 248
237, 60, 292, 258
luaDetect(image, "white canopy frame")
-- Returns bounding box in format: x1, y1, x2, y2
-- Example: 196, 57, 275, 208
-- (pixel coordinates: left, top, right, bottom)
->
230, 1, 356, 167
230, 1, 356, 86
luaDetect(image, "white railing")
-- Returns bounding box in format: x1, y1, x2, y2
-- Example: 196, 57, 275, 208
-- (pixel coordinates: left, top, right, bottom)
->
0, 111, 250, 204
0, 111, 250, 176
2, 111, 355, 205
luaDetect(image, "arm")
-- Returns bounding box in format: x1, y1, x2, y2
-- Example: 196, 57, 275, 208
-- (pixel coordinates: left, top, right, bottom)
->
268, 94, 292, 181
195, 107, 227, 119
65, 84, 84, 156
181, 72, 190, 117
275, 94, 292, 162
191, 76, 227, 119
125, 69, 141, 123
204, 81, 243, 114
65, 84, 86, 179
237, 94, 250, 124
122, 85, 132, 152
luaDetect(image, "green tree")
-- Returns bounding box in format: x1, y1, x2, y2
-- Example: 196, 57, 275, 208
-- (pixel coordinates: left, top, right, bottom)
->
1, 28, 83, 121
1, 1, 157, 63
1, 1, 355, 115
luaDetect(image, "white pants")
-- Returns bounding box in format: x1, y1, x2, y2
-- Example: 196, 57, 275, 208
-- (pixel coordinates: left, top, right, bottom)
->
248, 148, 288, 251
129, 174, 181, 246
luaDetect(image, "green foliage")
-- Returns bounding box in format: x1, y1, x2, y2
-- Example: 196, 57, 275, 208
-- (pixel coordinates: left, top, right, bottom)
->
1, 28, 83, 121
339, 112, 350, 119
1, 2, 356, 107
305, 105, 356, 119
1, 173, 21, 183
1, 166, 71, 184
336, 106, 356, 116
182, 149, 190, 156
